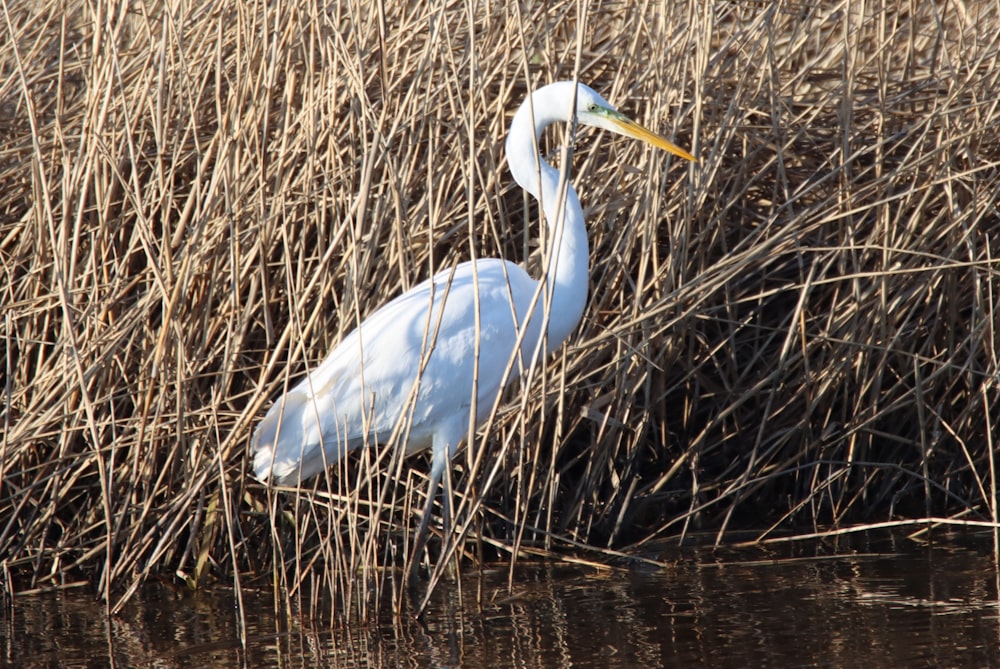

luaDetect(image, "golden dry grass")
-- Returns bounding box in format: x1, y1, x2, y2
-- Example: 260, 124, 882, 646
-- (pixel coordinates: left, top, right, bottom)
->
2, 0, 999, 617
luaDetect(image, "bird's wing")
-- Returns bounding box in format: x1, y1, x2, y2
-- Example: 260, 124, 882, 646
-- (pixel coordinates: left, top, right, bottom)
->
252, 258, 542, 483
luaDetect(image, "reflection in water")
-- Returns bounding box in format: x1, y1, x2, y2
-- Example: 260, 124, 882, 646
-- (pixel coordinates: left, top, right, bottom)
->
4, 540, 1000, 668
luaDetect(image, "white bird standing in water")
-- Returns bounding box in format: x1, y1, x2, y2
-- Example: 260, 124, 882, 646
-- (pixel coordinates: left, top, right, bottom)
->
252, 80, 695, 567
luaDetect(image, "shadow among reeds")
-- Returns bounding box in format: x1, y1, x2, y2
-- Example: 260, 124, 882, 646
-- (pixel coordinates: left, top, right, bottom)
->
1, 0, 998, 617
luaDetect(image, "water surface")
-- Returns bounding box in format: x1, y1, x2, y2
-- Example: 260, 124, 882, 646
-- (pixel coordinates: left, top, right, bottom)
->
5, 537, 999, 667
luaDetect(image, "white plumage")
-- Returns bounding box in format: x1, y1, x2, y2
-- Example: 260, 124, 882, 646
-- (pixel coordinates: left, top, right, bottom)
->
251, 82, 694, 554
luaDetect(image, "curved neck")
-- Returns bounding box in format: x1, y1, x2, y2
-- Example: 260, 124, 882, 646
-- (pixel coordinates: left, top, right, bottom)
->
506, 83, 589, 351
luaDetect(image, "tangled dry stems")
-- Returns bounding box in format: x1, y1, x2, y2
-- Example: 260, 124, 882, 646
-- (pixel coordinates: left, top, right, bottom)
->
1, 0, 998, 616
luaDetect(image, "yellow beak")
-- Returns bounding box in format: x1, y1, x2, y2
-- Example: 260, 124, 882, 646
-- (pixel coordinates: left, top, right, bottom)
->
607, 112, 697, 162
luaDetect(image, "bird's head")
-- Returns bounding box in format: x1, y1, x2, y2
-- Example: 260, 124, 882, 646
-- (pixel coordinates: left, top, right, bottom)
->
573, 83, 697, 162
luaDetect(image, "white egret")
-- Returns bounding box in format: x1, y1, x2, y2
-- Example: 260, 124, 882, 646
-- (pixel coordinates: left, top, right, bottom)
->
252, 80, 694, 570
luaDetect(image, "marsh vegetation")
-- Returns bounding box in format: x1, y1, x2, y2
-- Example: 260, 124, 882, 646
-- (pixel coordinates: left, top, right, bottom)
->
2, 0, 998, 617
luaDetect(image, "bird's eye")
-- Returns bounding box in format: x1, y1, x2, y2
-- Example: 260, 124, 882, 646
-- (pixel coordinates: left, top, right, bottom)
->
587, 103, 599, 112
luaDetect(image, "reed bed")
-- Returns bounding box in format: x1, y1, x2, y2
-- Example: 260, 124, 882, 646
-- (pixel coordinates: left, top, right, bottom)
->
2, 0, 998, 617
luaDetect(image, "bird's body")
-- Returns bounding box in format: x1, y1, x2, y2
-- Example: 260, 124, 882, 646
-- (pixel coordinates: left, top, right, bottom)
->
252, 255, 547, 485
251, 82, 694, 554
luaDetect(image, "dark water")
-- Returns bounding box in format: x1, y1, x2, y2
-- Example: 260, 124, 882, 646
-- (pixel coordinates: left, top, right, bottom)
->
4, 538, 1000, 668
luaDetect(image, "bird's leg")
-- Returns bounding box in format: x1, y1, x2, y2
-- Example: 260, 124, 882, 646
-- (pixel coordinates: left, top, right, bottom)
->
407, 451, 444, 590
440, 462, 453, 546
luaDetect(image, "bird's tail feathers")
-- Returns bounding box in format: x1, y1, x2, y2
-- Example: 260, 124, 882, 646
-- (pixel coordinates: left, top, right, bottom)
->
251, 389, 311, 484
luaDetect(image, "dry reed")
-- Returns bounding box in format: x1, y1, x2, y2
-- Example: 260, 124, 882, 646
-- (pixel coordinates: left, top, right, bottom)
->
1, 0, 998, 618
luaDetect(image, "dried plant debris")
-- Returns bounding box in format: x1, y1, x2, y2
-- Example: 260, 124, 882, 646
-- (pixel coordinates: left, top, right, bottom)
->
1, 0, 998, 618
